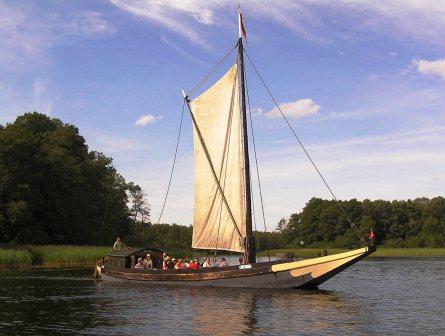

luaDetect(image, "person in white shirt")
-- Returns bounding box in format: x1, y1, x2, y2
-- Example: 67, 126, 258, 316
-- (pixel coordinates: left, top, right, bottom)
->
134, 257, 144, 269
202, 257, 212, 268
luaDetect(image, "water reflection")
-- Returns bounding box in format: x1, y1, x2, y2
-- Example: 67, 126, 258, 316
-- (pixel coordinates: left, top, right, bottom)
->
1, 258, 445, 335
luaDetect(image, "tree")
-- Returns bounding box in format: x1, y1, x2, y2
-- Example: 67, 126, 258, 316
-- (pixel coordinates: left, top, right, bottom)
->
0, 112, 132, 245
127, 182, 150, 223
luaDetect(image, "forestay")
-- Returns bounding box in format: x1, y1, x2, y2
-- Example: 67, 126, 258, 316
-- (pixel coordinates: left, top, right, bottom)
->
190, 64, 247, 252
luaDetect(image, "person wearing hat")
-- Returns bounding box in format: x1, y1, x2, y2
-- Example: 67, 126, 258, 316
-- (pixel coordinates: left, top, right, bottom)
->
134, 257, 144, 269
142, 253, 153, 270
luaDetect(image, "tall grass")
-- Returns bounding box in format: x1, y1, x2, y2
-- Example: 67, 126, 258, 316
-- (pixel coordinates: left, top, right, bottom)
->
0, 249, 33, 268
28, 245, 111, 267
0, 245, 111, 268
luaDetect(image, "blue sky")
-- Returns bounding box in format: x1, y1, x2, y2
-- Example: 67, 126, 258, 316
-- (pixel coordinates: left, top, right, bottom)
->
1, 0, 444, 230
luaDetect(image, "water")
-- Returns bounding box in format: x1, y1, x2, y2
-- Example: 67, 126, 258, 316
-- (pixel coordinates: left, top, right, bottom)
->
1, 258, 444, 335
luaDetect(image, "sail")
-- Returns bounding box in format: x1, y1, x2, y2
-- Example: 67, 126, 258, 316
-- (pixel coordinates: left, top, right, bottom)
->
190, 64, 247, 252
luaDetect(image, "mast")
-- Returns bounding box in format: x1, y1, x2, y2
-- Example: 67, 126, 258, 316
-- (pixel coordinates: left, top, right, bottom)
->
238, 10, 256, 264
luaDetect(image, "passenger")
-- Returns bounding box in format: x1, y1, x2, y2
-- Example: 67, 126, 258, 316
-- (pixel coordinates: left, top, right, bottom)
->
168, 258, 175, 269
162, 256, 170, 270
161, 252, 167, 265
134, 257, 144, 269
142, 253, 153, 270
112, 237, 128, 251
174, 259, 186, 270
219, 257, 229, 267
238, 257, 245, 265
202, 257, 212, 268
187, 259, 199, 269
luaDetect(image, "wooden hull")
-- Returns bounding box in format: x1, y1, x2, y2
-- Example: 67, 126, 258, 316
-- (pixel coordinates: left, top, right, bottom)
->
98, 246, 375, 289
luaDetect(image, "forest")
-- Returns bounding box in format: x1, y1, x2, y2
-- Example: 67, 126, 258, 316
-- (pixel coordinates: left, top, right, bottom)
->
1, 113, 444, 249
0, 113, 133, 245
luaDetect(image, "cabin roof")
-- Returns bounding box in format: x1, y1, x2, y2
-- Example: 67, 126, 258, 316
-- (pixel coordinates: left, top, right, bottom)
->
107, 247, 164, 258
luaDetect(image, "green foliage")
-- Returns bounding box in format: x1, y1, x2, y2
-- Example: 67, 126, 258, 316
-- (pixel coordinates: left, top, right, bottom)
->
27, 245, 111, 267
126, 223, 193, 254
0, 245, 110, 268
0, 112, 134, 245
276, 197, 445, 248
0, 248, 33, 267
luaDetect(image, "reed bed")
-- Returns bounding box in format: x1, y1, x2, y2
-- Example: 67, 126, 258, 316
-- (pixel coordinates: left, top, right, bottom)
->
0, 245, 111, 268
0, 249, 33, 268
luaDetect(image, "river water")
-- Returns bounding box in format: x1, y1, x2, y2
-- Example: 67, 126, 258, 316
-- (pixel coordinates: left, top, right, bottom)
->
1, 258, 444, 335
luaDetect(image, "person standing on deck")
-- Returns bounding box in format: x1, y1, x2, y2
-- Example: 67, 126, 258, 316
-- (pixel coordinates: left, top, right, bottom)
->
368, 229, 376, 246
113, 237, 128, 251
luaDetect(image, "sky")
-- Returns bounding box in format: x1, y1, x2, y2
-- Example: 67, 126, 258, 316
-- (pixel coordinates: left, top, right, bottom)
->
1, 0, 444, 231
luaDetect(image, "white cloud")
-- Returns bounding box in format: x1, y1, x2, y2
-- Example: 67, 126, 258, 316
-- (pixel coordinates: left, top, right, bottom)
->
265, 99, 320, 119
0, 2, 114, 70
413, 59, 445, 80
110, 0, 445, 48
110, 0, 218, 50
160, 36, 204, 64
134, 114, 161, 126
92, 132, 148, 154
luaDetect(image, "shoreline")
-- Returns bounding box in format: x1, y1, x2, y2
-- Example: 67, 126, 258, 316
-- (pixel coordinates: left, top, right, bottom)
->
258, 247, 445, 258
1, 246, 445, 270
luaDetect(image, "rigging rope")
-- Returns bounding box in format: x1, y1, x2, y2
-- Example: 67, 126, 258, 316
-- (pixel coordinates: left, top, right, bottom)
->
156, 100, 185, 225
187, 43, 238, 98
244, 65, 271, 260
242, 47, 366, 245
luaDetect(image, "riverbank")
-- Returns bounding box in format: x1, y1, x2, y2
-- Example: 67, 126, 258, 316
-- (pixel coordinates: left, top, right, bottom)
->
2, 246, 445, 269
0, 245, 110, 269
258, 248, 445, 258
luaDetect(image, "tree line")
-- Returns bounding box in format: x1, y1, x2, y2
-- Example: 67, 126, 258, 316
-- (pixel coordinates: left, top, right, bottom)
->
274, 197, 445, 248
1, 113, 443, 249
0, 113, 147, 245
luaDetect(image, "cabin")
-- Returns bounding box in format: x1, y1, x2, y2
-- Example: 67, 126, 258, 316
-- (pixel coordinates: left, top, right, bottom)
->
104, 247, 164, 270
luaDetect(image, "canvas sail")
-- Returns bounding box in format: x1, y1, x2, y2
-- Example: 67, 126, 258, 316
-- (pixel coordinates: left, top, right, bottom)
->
190, 64, 247, 252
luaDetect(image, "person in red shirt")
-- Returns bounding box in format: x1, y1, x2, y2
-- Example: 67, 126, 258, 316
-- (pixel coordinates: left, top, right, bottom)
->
187, 259, 199, 269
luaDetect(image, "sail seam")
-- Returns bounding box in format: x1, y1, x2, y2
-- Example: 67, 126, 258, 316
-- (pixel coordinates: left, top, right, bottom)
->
184, 97, 244, 241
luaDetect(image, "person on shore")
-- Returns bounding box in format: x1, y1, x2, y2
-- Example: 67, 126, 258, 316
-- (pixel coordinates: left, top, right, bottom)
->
134, 257, 144, 269
202, 257, 212, 268
112, 237, 128, 251
187, 259, 199, 269
143, 254, 153, 270
219, 258, 229, 267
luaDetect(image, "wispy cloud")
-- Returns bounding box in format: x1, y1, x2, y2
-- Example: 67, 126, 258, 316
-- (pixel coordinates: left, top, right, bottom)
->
110, 0, 216, 50
255, 125, 445, 228
265, 99, 320, 119
92, 132, 148, 153
134, 114, 161, 127
413, 59, 445, 80
160, 35, 204, 64
110, 0, 445, 48
0, 1, 114, 70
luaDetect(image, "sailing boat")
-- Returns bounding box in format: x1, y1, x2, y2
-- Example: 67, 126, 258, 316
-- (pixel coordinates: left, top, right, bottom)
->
96, 9, 375, 288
